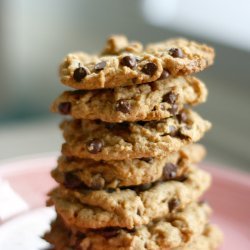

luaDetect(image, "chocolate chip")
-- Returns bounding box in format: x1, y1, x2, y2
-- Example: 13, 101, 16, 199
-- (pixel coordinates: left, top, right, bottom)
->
115, 99, 131, 113
86, 139, 103, 154
100, 228, 120, 238
73, 67, 87, 82
162, 92, 177, 104
163, 163, 177, 180
141, 157, 154, 163
169, 48, 183, 58
177, 111, 188, 123
141, 62, 158, 76
58, 102, 71, 115
168, 198, 180, 212
94, 61, 106, 71
158, 69, 170, 80
120, 55, 137, 69
168, 104, 178, 115
64, 173, 82, 189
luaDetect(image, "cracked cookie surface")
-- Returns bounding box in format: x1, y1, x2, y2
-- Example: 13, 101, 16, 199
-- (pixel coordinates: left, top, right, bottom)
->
44, 203, 222, 250
52, 144, 205, 189
51, 76, 207, 122
59, 35, 214, 90
61, 109, 211, 161
48, 166, 211, 229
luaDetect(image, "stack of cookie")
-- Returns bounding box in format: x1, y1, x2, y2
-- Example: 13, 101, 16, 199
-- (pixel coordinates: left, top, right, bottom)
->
44, 35, 222, 250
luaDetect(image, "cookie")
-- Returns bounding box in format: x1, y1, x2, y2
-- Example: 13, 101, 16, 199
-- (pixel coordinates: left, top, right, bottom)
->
44, 204, 222, 250
61, 109, 211, 161
51, 76, 207, 122
45, 225, 222, 250
44, 225, 222, 250
59, 35, 214, 90
52, 144, 206, 190
48, 166, 211, 229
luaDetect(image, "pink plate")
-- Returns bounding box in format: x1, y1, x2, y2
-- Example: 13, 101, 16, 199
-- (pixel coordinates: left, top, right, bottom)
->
0, 155, 249, 249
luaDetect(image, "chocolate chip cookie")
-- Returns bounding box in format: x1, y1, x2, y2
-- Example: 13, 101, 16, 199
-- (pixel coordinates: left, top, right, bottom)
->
59, 35, 214, 90
44, 203, 222, 250
48, 166, 211, 229
52, 144, 205, 190
51, 76, 207, 122
61, 109, 211, 161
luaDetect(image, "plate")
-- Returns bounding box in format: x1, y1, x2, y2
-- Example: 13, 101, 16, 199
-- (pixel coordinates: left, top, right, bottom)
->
0, 155, 249, 249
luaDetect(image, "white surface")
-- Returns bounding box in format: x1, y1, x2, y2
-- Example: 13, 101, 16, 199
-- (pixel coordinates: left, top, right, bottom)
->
0, 207, 55, 250
0, 181, 29, 221
142, 0, 250, 51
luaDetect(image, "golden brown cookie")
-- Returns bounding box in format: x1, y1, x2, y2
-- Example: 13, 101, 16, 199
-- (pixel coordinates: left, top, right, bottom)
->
48, 166, 211, 229
44, 203, 222, 250
59, 35, 214, 90
51, 76, 207, 122
52, 144, 206, 190
61, 109, 211, 161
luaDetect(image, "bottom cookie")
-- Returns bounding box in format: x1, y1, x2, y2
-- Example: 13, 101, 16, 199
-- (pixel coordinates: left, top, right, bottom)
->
44, 220, 222, 250
43, 203, 222, 250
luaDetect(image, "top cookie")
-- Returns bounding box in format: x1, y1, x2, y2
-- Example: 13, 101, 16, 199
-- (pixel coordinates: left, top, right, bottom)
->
59, 35, 214, 90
